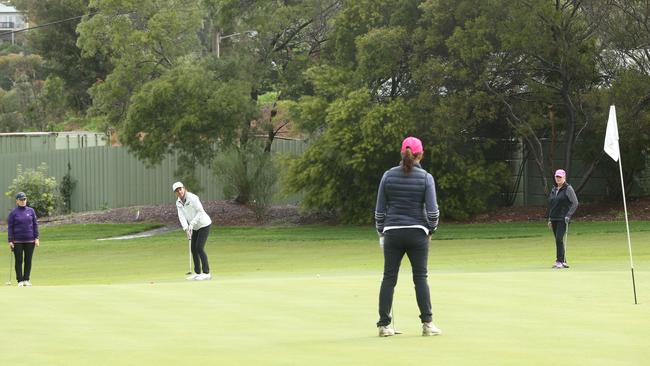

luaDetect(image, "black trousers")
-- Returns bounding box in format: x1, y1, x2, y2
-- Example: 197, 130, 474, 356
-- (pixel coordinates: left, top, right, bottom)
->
13, 242, 35, 282
377, 228, 432, 326
191, 225, 211, 274
551, 220, 567, 262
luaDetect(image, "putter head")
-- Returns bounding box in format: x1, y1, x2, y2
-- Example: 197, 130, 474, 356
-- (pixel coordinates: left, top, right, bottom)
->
5, 281, 11, 286
185, 272, 192, 275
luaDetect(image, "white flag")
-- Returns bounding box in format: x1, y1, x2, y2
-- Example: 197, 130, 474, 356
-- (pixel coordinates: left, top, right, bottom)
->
604, 105, 620, 162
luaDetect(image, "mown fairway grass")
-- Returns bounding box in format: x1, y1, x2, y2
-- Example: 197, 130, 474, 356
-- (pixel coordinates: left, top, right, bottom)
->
1, 221, 649, 365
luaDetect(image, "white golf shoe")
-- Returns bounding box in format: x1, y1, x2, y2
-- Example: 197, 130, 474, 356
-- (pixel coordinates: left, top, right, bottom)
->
378, 325, 395, 337
422, 321, 442, 336
195, 273, 212, 281
24, 281, 32, 286
186, 273, 199, 280
17, 281, 25, 287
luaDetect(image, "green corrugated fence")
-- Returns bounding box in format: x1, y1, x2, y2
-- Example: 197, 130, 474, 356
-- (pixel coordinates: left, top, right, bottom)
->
1, 138, 308, 217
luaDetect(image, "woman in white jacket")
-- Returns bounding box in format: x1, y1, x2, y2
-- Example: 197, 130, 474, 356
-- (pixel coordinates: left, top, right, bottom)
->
173, 182, 213, 280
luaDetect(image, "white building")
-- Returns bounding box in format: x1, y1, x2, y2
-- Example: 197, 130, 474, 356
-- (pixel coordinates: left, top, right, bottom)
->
0, 3, 27, 45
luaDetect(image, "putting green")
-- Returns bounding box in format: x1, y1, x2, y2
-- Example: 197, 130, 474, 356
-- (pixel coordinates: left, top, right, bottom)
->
0, 222, 648, 365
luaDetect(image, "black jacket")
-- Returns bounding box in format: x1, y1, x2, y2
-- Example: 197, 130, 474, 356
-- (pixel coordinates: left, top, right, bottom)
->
548, 183, 579, 221
375, 163, 439, 234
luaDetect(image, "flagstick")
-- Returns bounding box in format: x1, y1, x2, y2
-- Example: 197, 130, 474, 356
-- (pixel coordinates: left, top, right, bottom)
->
617, 156, 638, 305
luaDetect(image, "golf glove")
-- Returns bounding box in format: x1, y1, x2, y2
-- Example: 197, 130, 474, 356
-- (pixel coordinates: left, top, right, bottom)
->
186, 228, 193, 240
564, 216, 570, 224
379, 235, 384, 250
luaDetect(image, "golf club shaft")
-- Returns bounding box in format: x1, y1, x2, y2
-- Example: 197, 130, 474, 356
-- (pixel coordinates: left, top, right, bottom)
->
391, 251, 403, 334
8, 248, 12, 284
390, 306, 402, 334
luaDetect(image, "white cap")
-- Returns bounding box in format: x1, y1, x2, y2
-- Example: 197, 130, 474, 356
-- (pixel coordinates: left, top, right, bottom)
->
172, 181, 184, 192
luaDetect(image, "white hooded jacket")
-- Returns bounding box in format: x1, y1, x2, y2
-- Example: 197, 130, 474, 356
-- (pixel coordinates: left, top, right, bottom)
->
176, 191, 212, 231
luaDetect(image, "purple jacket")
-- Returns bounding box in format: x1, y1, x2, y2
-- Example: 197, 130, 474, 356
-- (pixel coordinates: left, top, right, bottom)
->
7, 206, 39, 243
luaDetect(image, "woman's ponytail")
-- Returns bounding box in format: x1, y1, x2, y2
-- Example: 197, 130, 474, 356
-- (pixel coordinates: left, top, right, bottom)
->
401, 149, 420, 174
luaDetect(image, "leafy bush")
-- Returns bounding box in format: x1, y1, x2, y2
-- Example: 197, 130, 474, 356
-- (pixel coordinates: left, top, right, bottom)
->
284, 89, 508, 222
213, 142, 278, 220
5, 163, 58, 217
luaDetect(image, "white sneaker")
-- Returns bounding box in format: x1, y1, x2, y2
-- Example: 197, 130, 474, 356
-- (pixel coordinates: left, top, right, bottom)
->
195, 273, 212, 281
422, 321, 442, 336
186, 273, 199, 280
24, 281, 32, 286
378, 325, 395, 337
17, 281, 25, 287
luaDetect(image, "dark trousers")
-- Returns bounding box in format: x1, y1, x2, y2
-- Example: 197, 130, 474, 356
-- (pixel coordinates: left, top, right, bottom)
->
191, 225, 211, 274
13, 242, 35, 282
551, 220, 567, 262
377, 228, 432, 326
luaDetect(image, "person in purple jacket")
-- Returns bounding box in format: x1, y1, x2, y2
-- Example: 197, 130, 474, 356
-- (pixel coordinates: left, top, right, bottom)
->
7, 192, 40, 287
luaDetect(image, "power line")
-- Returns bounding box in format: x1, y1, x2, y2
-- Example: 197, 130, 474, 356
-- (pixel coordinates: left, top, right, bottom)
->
0, 8, 200, 38
0, 11, 100, 38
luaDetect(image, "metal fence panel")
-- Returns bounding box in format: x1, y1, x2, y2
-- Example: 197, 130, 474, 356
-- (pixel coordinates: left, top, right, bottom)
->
0, 136, 619, 217
1, 140, 308, 217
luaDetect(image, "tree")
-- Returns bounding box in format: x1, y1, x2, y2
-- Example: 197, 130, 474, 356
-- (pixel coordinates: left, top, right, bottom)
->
12, 0, 111, 111
77, 0, 219, 188
584, 0, 650, 196
283, 0, 507, 221
0, 52, 62, 131
423, 0, 607, 195
122, 61, 257, 165
0, 52, 44, 90
203, 0, 341, 146
77, 0, 341, 197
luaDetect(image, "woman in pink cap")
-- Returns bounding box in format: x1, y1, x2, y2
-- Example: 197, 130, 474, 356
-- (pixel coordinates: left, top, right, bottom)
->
547, 169, 579, 269
374, 136, 441, 337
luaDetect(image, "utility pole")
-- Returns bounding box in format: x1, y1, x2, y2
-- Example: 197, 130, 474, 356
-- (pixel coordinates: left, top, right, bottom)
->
214, 31, 257, 58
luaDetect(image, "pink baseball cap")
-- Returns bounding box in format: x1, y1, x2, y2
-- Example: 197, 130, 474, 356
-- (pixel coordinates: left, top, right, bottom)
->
401, 136, 423, 154
554, 169, 566, 178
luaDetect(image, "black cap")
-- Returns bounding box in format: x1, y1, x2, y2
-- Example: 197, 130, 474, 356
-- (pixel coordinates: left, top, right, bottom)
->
15, 192, 26, 200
